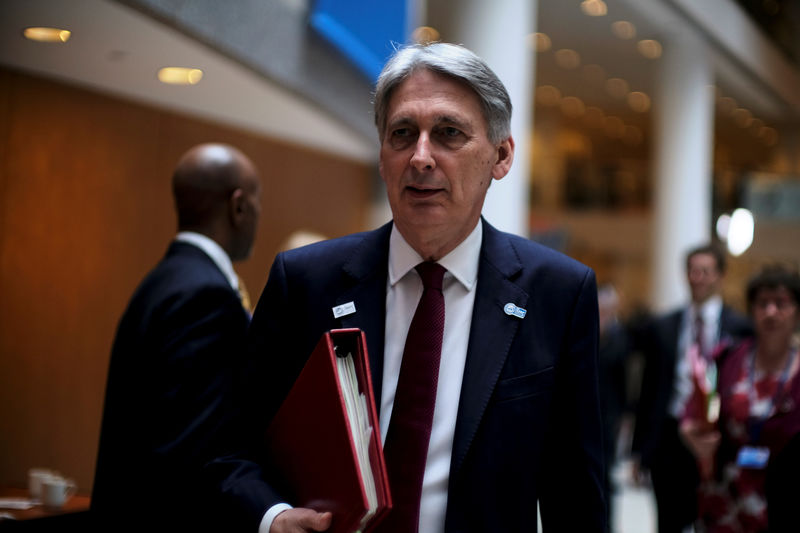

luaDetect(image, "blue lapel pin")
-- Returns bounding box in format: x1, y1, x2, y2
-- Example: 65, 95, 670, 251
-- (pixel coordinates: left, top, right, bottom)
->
504, 302, 527, 319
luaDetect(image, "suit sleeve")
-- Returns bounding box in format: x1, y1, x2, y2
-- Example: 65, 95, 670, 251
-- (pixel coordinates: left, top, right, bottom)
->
539, 268, 608, 532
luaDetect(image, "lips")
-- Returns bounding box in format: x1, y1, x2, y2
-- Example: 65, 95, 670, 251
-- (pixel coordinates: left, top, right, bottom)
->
405, 184, 444, 199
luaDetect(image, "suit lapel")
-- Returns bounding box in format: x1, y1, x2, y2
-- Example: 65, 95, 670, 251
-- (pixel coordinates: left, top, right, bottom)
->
450, 220, 529, 475
334, 222, 392, 407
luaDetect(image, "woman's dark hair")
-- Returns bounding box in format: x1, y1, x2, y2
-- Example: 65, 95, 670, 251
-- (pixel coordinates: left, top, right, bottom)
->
745, 264, 800, 314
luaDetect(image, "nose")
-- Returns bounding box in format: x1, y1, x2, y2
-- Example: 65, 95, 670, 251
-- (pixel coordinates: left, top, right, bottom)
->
410, 133, 435, 172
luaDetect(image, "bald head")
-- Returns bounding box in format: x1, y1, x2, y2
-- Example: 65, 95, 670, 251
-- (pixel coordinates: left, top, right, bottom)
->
172, 143, 261, 261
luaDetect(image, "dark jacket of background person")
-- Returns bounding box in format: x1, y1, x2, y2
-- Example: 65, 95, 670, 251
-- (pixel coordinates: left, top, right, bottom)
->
91, 143, 260, 532
632, 305, 751, 531
766, 431, 800, 532
92, 242, 251, 530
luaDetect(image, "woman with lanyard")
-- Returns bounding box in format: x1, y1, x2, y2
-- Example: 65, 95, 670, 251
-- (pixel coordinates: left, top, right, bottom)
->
683, 264, 800, 533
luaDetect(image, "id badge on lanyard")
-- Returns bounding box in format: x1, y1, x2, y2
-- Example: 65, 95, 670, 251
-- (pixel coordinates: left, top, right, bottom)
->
737, 347, 797, 469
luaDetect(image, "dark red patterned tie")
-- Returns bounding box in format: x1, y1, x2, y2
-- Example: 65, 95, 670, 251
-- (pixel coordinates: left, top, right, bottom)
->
380, 262, 446, 533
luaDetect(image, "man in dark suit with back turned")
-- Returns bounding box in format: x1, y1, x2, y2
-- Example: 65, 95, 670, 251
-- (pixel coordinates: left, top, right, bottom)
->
211, 43, 606, 533
92, 143, 261, 531
632, 244, 751, 533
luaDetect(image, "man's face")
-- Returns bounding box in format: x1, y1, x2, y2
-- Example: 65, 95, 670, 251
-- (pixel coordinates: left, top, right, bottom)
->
687, 252, 722, 304
231, 164, 262, 262
378, 69, 513, 258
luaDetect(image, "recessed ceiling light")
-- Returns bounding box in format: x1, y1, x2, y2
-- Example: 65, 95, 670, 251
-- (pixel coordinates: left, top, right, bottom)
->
581, 0, 608, 17
412, 26, 440, 44
536, 85, 562, 106
732, 108, 753, 128
637, 39, 662, 59
554, 49, 581, 69
627, 91, 651, 112
606, 77, 629, 99
158, 67, 203, 85
560, 96, 586, 118
529, 32, 552, 52
23, 27, 71, 43
611, 21, 636, 40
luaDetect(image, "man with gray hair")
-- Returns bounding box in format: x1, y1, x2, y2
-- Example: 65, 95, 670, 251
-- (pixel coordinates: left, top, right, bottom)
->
214, 42, 606, 533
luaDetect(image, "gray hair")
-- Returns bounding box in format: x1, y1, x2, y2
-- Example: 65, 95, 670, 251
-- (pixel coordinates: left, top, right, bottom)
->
373, 42, 512, 144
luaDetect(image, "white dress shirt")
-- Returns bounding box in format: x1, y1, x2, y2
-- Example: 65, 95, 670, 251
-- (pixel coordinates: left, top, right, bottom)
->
381, 222, 481, 533
668, 294, 723, 418
259, 222, 482, 533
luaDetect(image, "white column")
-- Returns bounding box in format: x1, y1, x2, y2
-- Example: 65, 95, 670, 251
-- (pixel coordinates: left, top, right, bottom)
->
433, 0, 536, 237
651, 32, 715, 311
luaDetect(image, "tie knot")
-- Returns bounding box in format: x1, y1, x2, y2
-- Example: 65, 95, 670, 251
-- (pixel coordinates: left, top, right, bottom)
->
415, 262, 446, 291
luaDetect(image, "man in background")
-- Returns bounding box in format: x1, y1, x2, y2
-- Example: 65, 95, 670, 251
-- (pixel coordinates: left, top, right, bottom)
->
211, 42, 606, 533
92, 143, 261, 531
632, 243, 751, 532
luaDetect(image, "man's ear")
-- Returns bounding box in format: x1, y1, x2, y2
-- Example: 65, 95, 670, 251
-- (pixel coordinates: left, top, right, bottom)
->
229, 188, 245, 226
491, 136, 515, 181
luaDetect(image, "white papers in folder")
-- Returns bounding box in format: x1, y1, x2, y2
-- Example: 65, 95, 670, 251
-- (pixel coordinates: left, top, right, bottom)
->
336, 352, 378, 531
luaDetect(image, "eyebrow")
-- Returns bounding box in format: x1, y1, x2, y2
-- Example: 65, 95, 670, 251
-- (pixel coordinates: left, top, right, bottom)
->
386, 114, 473, 131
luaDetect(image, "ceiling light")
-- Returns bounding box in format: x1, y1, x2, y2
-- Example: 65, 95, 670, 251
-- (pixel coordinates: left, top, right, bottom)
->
530, 32, 552, 52
158, 67, 203, 85
536, 85, 562, 106
555, 49, 581, 69
605, 77, 629, 99
758, 126, 779, 146
732, 108, 753, 128
560, 96, 586, 118
611, 21, 636, 40
637, 39, 662, 59
412, 26, 440, 44
23, 27, 71, 43
581, 0, 608, 17
627, 91, 651, 112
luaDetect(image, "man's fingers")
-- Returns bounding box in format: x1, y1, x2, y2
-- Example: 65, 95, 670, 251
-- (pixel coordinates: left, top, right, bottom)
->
271, 508, 332, 533
301, 511, 332, 531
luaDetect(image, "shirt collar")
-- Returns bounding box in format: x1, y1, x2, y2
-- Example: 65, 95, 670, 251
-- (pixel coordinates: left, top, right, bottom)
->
693, 294, 723, 323
175, 231, 238, 290
388, 221, 482, 291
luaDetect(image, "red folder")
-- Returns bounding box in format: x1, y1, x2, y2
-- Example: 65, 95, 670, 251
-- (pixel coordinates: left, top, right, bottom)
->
265, 328, 392, 533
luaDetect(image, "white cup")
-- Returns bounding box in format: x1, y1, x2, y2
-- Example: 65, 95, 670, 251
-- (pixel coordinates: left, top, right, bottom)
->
40, 476, 77, 509
28, 468, 58, 501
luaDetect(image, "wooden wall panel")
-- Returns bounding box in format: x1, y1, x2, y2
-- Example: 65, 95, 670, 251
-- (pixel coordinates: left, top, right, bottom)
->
0, 67, 372, 491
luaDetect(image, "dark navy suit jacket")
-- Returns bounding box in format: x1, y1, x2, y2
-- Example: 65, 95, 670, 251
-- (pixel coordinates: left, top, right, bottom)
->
93, 241, 251, 531
215, 219, 606, 532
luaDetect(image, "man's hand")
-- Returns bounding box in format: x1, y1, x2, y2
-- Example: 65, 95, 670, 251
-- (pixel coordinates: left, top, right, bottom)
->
270, 508, 332, 533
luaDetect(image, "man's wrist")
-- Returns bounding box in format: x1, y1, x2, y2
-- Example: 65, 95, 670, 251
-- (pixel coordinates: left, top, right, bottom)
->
259, 503, 293, 533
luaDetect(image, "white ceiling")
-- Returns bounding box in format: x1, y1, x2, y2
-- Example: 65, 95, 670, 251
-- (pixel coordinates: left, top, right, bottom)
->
0, 0, 378, 162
